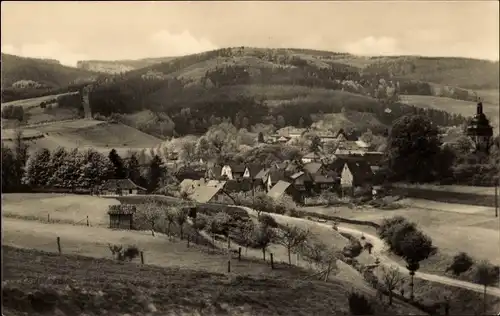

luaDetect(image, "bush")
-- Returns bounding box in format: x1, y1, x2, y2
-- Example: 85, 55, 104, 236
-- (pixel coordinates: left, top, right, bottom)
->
347, 291, 374, 315
343, 239, 363, 259
108, 244, 140, 261
446, 252, 474, 276
258, 214, 278, 228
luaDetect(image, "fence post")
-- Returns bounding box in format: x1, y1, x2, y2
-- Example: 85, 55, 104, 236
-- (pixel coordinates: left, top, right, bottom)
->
238, 247, 242, 261
47, 213, 50, 223
86, 215, 89, 227
56, 237, 61, 254
270, 253, 274, 269
227, 260, 231, 273
140, 251, 144, 264
187, 235, 190, 248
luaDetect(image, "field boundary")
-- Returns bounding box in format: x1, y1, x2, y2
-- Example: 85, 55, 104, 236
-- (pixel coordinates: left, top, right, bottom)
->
390, 184, 498, 207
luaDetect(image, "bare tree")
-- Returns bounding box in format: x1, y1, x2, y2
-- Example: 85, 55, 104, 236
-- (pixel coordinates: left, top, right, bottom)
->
252, 225, 275, 261
236, 220, 255, 255
191, 215, 207, 244
276, 224, 310, 265
473, 261, 499, 314
175, 207, 189, 240
379, 265, 402, 306
164, 208, 176, 238
301, 240, 339, 281
142, 201, 161, 236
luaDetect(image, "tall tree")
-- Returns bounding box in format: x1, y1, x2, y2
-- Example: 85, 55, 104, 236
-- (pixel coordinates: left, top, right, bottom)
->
147, 154, 165, 192
12, 129, 29, 190
47, 147, 69, 187
1, 144, 16, 192
108, 149, 126, 179
79, 149, 113, 188
386, 115, 442, 183
125, 152, 143, 186
23, 148, 52, 187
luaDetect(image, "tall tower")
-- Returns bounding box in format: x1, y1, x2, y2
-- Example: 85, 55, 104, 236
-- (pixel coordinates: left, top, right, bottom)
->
466, 99, 493, 153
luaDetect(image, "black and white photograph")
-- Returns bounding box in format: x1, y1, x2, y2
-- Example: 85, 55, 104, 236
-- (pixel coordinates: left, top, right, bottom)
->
1, 1, 499, 315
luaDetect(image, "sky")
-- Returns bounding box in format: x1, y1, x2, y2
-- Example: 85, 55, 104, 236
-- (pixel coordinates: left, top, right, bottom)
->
1, 1, 499, 67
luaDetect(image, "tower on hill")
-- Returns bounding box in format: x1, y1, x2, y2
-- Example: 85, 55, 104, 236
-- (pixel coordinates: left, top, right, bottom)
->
466, 99, 493, 154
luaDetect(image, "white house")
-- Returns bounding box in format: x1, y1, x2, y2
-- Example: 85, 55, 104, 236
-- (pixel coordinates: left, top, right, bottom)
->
220, 165, 234, 180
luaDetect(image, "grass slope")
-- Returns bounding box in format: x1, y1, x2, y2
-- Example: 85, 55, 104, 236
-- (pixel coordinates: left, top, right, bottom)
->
1, 119, 163, 155
76, 57, 177, 73
1, 53, 97, 89
2, 246, 423, 316
401, 94, 499, 131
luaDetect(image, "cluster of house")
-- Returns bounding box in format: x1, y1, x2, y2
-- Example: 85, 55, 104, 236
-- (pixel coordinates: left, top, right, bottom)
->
176, 129, 384, 204
97, 129, 384, 205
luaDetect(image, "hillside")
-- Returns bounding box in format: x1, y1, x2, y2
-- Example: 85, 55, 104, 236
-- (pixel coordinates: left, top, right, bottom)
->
3, 48, 498, 138
3, 246, 423, 316
1, 119, 163, 155
76, 57, 177, 74
1, 53, 98, 90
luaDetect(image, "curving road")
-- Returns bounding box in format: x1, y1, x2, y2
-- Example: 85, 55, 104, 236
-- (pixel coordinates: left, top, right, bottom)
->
240, 206, 500, 298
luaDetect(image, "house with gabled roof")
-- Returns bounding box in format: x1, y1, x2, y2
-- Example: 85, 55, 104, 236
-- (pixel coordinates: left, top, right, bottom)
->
181, 179, 227, 203
331, 159, 374, 189
267, 180, 301, 203
301, 152, 325, 163
98, 179, 147, 196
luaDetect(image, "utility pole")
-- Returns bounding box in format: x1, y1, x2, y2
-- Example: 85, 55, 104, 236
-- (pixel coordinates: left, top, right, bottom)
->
495, 180, 498, 217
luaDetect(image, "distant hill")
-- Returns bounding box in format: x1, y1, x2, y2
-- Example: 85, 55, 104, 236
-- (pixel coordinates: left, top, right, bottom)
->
1, 53, 98, 93
3, 47, 498, 137
76, 57, 177, 74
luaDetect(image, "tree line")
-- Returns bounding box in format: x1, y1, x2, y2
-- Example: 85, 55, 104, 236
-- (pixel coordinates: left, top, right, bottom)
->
1, 134, 169, 193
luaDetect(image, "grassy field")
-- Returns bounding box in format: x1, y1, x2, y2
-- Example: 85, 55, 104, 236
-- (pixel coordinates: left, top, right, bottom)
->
400, 94, 499, 132
2, 246, 423, 316
392, 182, 498, 196
303, 204, 500, 264
1, 92, 79, 109
1, 119, 163, 155
2, 193, 121, 226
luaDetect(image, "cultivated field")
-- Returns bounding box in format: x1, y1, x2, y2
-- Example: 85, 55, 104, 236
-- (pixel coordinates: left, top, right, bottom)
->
1, 119, 163, 155
2, 246, 422, 316
1, 92, 79, 109
400, 94, 500, 132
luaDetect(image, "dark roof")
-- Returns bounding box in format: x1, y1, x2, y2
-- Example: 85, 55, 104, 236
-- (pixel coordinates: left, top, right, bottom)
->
101, 179, 146, 191
254, 168, 270, 180
246, 164, 263, 178
346, 160, 373, 184
224, 179, 253, 192
226, 164, 245, 173
268, 169, 289, 184
313, 174, 336, 184
207, 165, 222, 179
108, 204, 137, 215
303, 162, 323, 175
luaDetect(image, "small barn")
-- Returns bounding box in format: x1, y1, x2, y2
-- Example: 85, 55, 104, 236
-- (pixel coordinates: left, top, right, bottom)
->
99, 179, 147, 196
108, 204, 137, 229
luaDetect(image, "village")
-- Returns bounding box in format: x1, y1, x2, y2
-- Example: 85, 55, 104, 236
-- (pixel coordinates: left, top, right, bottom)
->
96, 128, 384, 206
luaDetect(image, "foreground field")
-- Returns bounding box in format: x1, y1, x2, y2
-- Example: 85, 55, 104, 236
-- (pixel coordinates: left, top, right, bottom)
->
2, 246, 423, 316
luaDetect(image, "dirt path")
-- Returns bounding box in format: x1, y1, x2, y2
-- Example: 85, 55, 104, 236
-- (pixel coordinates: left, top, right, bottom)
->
244, 208, 500, 298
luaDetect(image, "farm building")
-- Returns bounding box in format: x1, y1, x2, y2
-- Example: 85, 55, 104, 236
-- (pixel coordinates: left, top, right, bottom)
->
179, 179, 227, 203
267, 180, 302, 203
98, 179, 147, 196
108, 204, 136, 229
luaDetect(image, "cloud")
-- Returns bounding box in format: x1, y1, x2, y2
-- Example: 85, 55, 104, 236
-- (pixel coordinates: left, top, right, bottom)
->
1, 40, 88, 67
149, 30, 218, 57
343, 36, 403, 56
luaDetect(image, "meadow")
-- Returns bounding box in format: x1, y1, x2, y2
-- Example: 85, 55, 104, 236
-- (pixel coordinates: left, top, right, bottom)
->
2, 246, 422, 316
1, 119, 163, 155
400, 94, 499, 132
